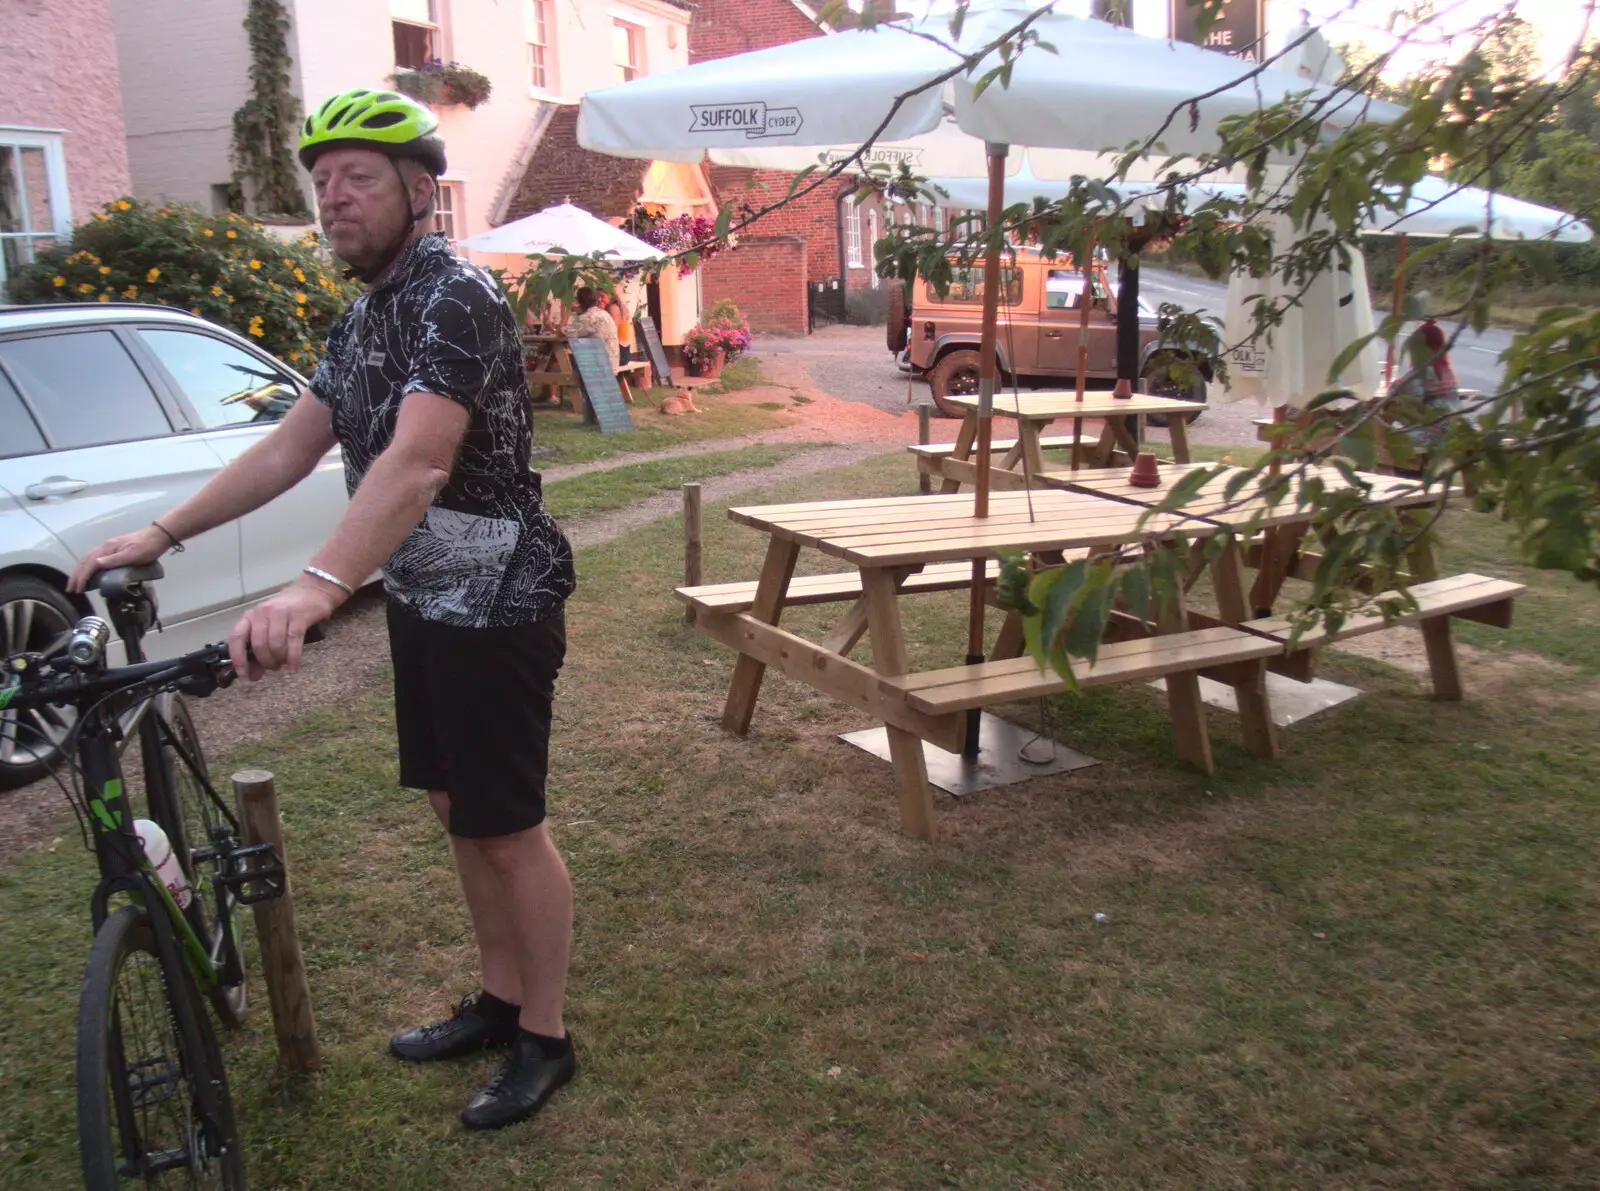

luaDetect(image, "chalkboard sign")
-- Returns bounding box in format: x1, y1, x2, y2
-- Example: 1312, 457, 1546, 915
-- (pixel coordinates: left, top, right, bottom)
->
567, 337, 633, 433
635, 316, 672, 388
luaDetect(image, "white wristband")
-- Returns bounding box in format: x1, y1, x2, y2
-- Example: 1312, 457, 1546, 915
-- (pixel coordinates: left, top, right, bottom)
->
303, 566, 355, 597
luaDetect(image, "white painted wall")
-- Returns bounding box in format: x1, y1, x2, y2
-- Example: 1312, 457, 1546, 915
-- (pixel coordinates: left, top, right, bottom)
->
110, 0, 251, 210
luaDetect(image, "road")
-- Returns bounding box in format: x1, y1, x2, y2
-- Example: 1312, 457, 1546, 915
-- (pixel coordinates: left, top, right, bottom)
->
1141, 267, 1513, 394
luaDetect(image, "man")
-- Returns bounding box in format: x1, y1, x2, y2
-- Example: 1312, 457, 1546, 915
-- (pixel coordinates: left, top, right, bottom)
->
69, 89, 578, 1131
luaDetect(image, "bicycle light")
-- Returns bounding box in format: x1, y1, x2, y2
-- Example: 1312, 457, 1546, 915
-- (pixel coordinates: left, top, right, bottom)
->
67, 617, 111, 669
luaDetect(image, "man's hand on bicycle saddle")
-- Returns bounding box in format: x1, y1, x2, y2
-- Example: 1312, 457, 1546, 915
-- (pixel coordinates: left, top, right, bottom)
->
67, 526, 169, 595
228, 577, 342, 681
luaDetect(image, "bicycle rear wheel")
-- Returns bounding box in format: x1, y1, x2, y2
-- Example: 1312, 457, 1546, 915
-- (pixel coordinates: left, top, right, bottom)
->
77, 905, 245, 1190
147, 694, 247, 1026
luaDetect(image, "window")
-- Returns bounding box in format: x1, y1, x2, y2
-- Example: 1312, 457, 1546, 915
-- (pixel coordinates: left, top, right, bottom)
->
0, 365, 46, 459
435, 183, 460, 241
867, 209, 880, 289
845, 205, 863, 268
0, 131, 70, 294
933, 205, 946, 232
0, 331, 171, 449
525, 0, 552, 91
928, 266, 1022, 307
139, 329, 297, 429
613, 20, 645, 83
1046, 268, 1110, 310
391, 0, 439, 69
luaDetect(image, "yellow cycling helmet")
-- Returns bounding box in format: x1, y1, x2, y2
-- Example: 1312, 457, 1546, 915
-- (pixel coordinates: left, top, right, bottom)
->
298, 89, 447, 175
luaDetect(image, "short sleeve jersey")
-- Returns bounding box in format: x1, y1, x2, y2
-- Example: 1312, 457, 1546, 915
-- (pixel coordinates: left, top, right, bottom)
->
310, 233, 576, 628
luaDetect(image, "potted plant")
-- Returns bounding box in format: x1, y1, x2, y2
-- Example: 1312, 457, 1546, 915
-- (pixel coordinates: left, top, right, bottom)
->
683, 299, 751, 378
391, 60, 493, 110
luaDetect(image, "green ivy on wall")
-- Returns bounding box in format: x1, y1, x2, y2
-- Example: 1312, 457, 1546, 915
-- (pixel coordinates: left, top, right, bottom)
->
230, 0, 311, 218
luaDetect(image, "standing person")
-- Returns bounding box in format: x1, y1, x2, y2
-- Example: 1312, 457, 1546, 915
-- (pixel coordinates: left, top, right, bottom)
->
564, 286, 619, 373
607, 291, 636, 367
1396, 315, 1462, 465
67, 89, 579, 1132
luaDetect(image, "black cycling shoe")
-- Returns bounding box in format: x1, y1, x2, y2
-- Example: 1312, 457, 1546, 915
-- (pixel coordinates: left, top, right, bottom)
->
460, 1032, 576, 1131
388, 992, 520, 1063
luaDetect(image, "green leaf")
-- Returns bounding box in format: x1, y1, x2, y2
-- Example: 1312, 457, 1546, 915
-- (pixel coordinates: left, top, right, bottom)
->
1119, 565, 1151, 622
1066, 585, 1112, 665
1037, 559, 1088, 658
1326, 331, 1380, 383
714, 203, 734, 240
1151, 467, 1215, 512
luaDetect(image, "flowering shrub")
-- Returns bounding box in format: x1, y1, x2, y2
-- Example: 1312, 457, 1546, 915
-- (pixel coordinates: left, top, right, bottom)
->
391, 61, 494, 110
626, 206, 727, 278
683, 298, 752, 364
7, 198, 360, 369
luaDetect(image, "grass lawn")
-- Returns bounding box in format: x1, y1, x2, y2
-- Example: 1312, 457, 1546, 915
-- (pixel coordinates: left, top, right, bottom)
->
543, 444, 807, 519
533, 391, 792, 467
1, 453, 1597, 1189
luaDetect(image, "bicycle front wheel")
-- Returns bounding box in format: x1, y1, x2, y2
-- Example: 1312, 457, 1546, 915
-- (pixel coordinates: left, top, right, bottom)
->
148, 694, 247, 1027
77, 906, 245, 1190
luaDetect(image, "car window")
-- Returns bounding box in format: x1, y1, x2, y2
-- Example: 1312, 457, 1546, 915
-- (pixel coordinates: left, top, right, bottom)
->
0, 366, 47, 459
1045, 269, 1112, 311
0, 331, 171, 450
139, 329, 298, 429
928, 266, 1021, 307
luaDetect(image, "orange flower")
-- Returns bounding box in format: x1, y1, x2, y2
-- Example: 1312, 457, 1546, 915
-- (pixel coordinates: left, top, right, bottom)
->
146, 267, 161, 283
226, 229, 238, 239
249, 259, 262, 269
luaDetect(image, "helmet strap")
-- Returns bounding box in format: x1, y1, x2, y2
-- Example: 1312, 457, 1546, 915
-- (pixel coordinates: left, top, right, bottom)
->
345, 159, 435, 285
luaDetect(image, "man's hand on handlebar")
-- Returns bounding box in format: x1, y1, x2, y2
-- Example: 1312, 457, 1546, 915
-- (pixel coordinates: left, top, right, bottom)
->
228, 577, 343, 682
68, 525, 169, 595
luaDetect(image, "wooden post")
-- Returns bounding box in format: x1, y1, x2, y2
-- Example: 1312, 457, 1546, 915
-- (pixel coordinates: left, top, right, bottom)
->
683, 483, 702, 625
234, 770, 320, 1073
917, 405, 932, 495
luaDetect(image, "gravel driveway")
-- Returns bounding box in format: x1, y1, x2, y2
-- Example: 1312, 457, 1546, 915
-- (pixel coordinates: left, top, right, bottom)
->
755, 323, 1269, 449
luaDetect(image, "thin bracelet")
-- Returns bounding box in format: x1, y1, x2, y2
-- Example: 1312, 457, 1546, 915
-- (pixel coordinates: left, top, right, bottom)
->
303, 566, 355, 598
150, 520, 185, 553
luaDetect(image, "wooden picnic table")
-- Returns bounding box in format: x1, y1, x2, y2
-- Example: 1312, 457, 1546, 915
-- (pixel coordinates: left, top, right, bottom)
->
932, 391, 1208, 493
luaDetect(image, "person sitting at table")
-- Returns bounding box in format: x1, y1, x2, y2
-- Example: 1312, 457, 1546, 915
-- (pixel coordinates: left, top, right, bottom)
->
565, 287, 619, 374
1392, 316, 1461, 474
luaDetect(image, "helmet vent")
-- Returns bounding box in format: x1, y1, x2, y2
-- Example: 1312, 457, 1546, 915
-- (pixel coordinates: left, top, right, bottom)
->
362, 111, 406, 129
326, 103, 358, 129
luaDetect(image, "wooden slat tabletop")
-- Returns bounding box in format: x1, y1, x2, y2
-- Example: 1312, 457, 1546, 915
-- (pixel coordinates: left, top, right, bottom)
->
1063, 462, 1433, 529
941, 392, 1209, 420
731, 490, 1214, 567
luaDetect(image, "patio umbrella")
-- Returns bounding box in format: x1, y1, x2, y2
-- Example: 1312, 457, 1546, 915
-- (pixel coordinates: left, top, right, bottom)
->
578, 4, 1391, 755
457, 201, 664, 261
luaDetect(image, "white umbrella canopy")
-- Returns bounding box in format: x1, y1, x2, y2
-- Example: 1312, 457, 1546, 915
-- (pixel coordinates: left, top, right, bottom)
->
456, 202, 664, 261
577, 5, 1393, 164
1372, 175, 1592, 242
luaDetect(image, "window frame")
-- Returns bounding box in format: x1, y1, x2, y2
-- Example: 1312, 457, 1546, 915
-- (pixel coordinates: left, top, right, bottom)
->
844, 204, 863, 269
130, 325, 303, 433
391, 0, 441, 70
435, 181, 462, 242
866, 208, 880, 289
0, 326, 185, 453
525, 0, 554, 93
612, 18, 645, 83
0, 127, 72, 294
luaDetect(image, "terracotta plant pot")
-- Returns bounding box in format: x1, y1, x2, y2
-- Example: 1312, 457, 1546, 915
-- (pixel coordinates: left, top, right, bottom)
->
695, 349, 726, 379
1127, 451, 1162, 488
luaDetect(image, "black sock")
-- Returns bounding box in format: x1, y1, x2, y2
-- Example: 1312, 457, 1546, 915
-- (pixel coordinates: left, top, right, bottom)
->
522, 1028, 571, 1060
477, 991, 520, 1022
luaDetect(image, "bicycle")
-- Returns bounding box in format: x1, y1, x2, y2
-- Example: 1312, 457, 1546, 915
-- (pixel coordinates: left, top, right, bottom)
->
1, 562, 297, 1189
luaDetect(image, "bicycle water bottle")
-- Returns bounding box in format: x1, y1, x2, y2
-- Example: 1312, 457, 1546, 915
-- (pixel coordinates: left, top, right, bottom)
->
133, 820, 193, 910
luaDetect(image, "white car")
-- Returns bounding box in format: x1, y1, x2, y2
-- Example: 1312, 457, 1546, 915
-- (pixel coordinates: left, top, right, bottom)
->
0, 303, 350, 788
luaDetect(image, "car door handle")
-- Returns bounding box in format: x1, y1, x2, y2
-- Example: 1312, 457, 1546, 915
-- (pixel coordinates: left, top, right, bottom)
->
24, 477, 89, 500
1044, 330, 1064, 339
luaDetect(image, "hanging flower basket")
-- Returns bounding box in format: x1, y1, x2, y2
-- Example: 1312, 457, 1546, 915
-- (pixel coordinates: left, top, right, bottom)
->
391, 61, 493, 110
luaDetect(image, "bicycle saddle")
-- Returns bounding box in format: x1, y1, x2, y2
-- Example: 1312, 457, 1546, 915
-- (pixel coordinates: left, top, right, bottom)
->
97, 563, 165, 601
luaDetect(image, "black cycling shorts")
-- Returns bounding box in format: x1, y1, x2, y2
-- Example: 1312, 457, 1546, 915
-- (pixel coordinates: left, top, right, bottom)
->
386, 599, 566, 839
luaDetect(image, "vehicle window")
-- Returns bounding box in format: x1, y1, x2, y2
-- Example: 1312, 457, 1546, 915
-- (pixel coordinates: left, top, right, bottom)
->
1045, 269, 1112, 311
0, 366, 47, 459
928, 266, 1021, 306
0, 331, 171, 450
139, 329, 298, 429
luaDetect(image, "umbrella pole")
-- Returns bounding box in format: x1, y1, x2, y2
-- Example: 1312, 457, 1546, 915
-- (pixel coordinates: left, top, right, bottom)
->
1070, 232, 1098, 472
964, 141, 1009, 760
1383, 233, 1408, 389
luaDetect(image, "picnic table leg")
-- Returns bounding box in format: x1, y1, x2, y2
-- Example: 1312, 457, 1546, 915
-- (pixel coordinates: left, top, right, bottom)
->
1167, 413, 1193, 463
1090, 420, 1119, 466
721, 537, 800, 736
1249, 525, 1307, 617
939, 414, 979, 495
1153, 555, 1215, 774
1209, 540, 1281, 760
989, 611, 1025, 661
861, 568, 935, 840
1019, 419, 1050, 479
1105, 414, 1141, 464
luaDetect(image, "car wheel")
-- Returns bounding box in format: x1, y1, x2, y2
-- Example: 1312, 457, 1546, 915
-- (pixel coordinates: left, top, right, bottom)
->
1141, 358, 1207, 427
928, 349, 983, 418
886, 284, 909, 354
0, 575, 80, 791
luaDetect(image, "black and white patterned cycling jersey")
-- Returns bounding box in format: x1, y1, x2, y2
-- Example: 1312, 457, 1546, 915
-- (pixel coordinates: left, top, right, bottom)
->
310, 232, 576, 628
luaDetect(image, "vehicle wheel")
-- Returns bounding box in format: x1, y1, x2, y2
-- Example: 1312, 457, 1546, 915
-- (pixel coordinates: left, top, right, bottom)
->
886, 283, 909, 354
147, 694, 247, 1027
1141, 358, 1207, 427
0, 575, 79, 791
77, 906, 246, 1190
928, 349, 983, 418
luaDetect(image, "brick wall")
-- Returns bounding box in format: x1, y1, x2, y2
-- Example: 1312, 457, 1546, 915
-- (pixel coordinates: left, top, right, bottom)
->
702, 236, 809, 335
687, 0, 823, 62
